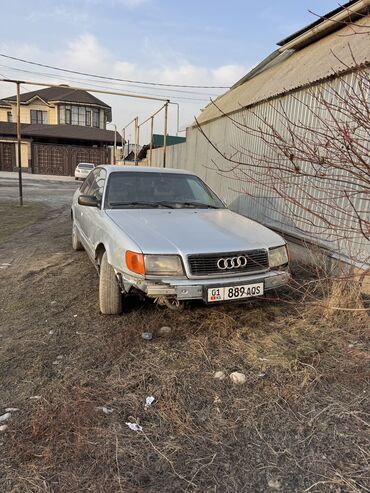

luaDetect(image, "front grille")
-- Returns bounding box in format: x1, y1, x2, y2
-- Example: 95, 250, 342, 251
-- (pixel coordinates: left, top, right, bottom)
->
187, 249, 269, 276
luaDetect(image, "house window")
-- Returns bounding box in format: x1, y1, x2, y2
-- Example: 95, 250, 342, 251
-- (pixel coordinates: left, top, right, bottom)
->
92, 109, 99, 128
65, 106, 71, 124
86, 110, 91, 126
7, 111, 13, 122
78, 106, 86, 126
30, 110, 48, 124
58, 104, 100, 127
72, 106, 79, 125
58, 105, 65, 124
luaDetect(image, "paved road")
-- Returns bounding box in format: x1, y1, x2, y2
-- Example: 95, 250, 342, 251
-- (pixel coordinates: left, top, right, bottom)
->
0, 172, 79, 206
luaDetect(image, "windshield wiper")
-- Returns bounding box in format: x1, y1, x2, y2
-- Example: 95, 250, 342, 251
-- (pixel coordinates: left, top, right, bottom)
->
176, 202, 220, 209
108, 201, 174, 209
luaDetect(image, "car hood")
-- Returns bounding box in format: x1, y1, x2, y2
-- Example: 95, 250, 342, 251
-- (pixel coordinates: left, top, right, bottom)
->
106, 208, 285, 255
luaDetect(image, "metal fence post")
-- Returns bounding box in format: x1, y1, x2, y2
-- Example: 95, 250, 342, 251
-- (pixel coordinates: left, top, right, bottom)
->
149, 116, 154, 166
163, 101, 168, 168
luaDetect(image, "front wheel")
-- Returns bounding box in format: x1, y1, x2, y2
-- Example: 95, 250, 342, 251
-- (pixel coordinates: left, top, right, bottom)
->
99, 252, 123, 315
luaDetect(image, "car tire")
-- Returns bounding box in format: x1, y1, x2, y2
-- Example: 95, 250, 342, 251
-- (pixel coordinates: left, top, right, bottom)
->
99, 252, 123, 315
72, 224, 84, 251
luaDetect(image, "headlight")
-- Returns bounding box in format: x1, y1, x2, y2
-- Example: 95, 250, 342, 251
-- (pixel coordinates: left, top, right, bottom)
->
269, 245, 288, 268
144, 255, 184, 276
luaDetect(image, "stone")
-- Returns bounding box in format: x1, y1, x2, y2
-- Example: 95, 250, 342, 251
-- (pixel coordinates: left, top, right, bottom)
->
95, 406, 114, 414
159, 326, 172, 335
229, 371, 246, 385
214, 371, 226, 380
268, 479, 281, 490
0, 413, 11, 423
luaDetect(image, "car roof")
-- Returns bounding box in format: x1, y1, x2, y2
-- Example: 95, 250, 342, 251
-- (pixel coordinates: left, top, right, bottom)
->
98, 165, 193, 175
78, 162, 95, 166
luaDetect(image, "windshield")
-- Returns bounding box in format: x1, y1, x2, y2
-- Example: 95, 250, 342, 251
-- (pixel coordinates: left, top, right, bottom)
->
105, 171, 225, 209
78, 163, 94, 169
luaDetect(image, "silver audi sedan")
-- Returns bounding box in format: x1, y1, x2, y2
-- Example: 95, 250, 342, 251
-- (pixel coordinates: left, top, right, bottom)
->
71, 165, 290, 314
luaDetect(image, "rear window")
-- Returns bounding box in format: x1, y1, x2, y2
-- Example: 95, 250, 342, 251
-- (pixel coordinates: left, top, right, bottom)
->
78, 163, 94, 170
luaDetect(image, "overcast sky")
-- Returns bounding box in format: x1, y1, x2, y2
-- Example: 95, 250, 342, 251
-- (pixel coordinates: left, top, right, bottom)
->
0, 0, 341, 142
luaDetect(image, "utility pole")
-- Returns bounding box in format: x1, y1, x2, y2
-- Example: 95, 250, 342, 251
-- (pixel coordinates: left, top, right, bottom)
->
122, 117, 138, 164
163, 101, 168, 168
16, 81, 23, 206
170, 102, 180, 136
134, 117, 139, 166
121, 128, 125, 162
113, 124, 117, 165
149, 116, 154, 166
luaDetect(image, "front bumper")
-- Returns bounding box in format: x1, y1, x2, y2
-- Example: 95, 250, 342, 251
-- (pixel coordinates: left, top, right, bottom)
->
124, 269, 290, 301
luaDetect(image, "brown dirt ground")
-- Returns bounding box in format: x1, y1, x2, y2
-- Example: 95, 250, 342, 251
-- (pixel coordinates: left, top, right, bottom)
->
0, 203, 369, 493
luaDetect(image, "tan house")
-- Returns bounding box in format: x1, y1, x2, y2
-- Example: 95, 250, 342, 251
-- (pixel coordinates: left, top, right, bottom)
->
0, 85, 120, 175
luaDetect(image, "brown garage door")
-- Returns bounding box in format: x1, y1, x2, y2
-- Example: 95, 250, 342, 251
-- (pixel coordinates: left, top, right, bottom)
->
0, 142, 16, 171
32, 143, 110, 176
32, 143, 68, 175
70, 146, 110, 172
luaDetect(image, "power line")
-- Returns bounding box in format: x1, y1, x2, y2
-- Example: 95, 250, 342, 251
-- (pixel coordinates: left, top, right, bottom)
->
0, 63, 218, 98
0, 53, 230, 89
0, 66, 211, 103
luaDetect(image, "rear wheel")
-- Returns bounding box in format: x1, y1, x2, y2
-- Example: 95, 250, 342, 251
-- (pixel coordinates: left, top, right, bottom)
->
99, 252, 123, 315
72, 224, 83, 251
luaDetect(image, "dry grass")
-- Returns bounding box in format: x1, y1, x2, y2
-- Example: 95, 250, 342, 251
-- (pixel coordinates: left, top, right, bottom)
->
0, 205, 369, 492
0, 202, 47, 244
1, 299, 369, 493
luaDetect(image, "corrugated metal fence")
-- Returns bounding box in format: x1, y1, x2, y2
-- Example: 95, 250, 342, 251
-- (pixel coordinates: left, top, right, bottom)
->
152, 71, 369, 264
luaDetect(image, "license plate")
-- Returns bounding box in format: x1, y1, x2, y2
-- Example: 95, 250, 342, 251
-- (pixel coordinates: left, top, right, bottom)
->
207, 283, 264, 302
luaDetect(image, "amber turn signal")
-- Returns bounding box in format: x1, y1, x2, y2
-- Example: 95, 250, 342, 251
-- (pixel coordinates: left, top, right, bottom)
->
126, 251, 145, 275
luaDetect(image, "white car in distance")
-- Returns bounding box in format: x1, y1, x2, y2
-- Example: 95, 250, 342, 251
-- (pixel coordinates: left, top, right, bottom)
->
75, 162, 95, 180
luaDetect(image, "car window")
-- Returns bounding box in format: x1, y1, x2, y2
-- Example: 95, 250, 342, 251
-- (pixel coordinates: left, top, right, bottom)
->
88, 168, 107, 203
187, 178, 215, 204
78, 163, 94, 169
104, 171, 225, 209
80, 172, 94, 193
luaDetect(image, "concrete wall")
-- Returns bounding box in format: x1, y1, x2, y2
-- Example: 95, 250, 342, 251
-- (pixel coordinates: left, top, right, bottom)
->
0, 107, 11, 121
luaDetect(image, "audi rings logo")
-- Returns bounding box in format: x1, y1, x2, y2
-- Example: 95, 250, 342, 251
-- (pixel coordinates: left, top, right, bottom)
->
217, 256, 247, 270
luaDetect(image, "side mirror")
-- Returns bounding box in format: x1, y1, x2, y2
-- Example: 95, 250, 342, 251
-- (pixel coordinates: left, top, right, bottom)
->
78, 194, 100, 207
